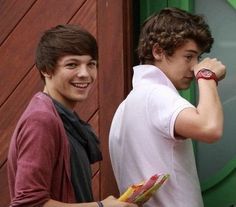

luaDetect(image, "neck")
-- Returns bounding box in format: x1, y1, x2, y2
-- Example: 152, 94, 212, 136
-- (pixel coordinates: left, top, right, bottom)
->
43, 86, 76, 111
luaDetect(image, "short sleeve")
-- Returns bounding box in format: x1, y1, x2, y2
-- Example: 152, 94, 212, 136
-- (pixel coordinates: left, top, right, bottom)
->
147, 86, 194, 139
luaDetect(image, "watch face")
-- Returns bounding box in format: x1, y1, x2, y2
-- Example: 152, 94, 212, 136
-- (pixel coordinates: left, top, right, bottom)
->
202, 69, 213, 78
196, 68, 218, 85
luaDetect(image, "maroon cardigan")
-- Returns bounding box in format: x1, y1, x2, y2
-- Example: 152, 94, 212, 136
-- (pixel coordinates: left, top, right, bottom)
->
8, 92, 76, 206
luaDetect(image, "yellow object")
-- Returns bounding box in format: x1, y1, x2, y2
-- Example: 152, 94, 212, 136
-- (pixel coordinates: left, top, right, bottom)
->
118, 174, 170, 204
118, 183, 143, 201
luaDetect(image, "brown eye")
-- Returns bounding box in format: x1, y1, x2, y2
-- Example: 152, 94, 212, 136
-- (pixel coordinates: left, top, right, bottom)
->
88, 61, 97, 68
186, 55, 192, 60
66, 63, 77, 69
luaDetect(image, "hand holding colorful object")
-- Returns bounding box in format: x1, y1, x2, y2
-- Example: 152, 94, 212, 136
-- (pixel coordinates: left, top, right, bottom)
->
119, 173, 169, 205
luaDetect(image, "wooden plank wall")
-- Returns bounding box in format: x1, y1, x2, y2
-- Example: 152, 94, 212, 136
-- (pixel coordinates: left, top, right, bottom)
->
0, 0, 133, 206
98, 0, 134, 198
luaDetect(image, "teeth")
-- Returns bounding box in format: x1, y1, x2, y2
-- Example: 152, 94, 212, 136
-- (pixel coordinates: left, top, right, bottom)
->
73, 83, 89, 88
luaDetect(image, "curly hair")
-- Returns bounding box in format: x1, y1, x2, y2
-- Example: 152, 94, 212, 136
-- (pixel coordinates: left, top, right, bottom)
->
137, 7, 214, 64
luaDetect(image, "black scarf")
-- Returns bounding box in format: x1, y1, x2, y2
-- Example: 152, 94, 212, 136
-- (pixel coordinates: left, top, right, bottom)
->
52, 99, 102, 202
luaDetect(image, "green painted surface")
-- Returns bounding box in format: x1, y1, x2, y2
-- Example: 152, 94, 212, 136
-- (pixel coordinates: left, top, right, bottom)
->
201, 156, 236, 206
139, 0, 167, 23
168, 0, 194, 11
179, 81, 196, 105
227, 0, 236, 9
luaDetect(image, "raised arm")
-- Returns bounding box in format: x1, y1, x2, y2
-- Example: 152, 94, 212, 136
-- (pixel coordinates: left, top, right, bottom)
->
175, 57, 226, 143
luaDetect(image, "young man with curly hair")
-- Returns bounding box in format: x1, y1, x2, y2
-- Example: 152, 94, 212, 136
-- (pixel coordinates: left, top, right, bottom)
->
109, 7, 226, 207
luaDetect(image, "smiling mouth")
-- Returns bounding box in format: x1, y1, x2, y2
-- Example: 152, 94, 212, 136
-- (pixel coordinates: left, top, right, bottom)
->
71, 83, 89, 88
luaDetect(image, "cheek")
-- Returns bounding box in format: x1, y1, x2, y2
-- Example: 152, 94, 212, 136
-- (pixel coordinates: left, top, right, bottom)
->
91, 70, 97, 80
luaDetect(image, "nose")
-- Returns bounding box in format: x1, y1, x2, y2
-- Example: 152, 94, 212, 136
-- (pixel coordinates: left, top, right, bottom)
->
77, 65, 89, 77
190, 58, 199, 71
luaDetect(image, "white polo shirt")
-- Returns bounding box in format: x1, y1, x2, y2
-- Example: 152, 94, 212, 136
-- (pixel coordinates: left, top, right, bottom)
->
109, 65, 203, 207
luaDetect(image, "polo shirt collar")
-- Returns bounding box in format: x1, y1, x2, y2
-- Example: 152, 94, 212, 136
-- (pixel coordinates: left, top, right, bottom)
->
132, 64, 176, 91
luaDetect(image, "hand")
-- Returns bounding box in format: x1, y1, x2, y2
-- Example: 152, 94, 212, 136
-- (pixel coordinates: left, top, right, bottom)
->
193, 57, 226, 81
101, 196, 138, 207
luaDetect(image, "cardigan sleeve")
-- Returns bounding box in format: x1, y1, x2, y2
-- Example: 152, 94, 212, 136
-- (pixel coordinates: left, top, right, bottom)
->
11, 110, 62, 206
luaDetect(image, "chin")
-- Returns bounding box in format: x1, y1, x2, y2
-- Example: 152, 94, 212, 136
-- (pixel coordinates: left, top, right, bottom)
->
176, 84, 191, 90
182, 85, 191, 90
68, 94, 87, 103
75, 96, 88, 102
80, 94, 90, 101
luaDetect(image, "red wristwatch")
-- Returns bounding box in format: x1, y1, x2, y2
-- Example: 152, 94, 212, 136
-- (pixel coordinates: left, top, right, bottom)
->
195, 68, 218, 85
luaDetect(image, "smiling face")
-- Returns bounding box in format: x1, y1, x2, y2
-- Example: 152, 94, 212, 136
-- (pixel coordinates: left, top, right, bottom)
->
154, 39, 201, 90
43, 54, 97, 110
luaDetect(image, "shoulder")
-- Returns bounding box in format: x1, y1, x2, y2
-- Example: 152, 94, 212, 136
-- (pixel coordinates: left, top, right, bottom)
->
14, 93, 64, 144
147, 85, 182, 107
147, 85, 194, 122
21, 92, 60, 123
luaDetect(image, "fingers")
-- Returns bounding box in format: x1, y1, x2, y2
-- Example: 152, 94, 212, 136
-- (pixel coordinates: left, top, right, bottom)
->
126, 203, 139, 207
102, 196, 139, 207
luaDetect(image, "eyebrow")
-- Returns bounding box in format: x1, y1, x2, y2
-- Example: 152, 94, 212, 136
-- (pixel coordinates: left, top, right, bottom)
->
63, 58, 96, 63
64, 58, 82, 62
185, 50, 199, 54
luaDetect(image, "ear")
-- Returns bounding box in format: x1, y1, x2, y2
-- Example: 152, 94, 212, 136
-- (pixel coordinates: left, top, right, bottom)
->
152, 43, 163, 61
41, 70, 52, 79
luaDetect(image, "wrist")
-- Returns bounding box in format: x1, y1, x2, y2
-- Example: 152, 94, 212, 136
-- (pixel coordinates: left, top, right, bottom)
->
96, 201, 104, 207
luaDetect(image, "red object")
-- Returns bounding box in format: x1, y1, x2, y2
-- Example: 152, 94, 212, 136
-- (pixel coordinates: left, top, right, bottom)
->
196, 68, 218, 85
126, 174, 159, 202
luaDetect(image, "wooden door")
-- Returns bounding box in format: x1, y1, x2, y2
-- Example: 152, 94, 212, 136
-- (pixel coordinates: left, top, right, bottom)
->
0, 0, 133, 206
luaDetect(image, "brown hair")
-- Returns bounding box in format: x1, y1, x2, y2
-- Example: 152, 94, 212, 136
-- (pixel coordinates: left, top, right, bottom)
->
137, 7, 214, 64
35, 24, 98, 80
